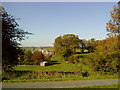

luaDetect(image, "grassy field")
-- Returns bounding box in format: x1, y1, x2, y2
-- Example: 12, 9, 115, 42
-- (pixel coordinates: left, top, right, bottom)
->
3, 54, 118, 82
73, 84, 120, 88
14, 55, 82, 72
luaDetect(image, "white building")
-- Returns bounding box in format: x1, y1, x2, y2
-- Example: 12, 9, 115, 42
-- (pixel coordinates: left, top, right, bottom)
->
40, 61, 48, 66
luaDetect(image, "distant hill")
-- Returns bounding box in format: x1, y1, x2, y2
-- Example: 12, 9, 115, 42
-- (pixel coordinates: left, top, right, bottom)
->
21, 46, 53, 51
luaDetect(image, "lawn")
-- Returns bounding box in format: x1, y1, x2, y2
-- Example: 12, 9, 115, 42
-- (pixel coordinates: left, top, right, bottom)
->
14, 63, 79, 72
14, 55, 81, 72
14, 54, 91, 72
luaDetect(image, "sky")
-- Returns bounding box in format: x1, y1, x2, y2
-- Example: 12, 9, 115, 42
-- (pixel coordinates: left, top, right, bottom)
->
2, 2, 118, 47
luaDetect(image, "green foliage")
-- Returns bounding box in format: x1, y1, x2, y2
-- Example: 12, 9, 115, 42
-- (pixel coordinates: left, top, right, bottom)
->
18, 48, 25, 65
3, 71, 118, 82
74, 54, 89, 59
67, 55, 79, 64
84, 38, 120, 74
87, 39, 101, 53
54, 34, 82, 61
45, 55, 52, 62
24, 50, 33, 65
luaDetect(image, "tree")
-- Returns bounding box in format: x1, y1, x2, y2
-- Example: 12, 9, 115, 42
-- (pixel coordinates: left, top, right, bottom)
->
84, 4, 120, 74
79, 40, 86, 53
45, 55, 52, 63
18, 49, 25, 65
87, 39, 100, 53
24, 50, 32, 65
1, 7, 32, 71
54, 36, 62, 54
106, 5, 120, 37
31, 51, 45, 65
86, 38, 120, 73
106, 4, 120, 50
54, 34, 82, 61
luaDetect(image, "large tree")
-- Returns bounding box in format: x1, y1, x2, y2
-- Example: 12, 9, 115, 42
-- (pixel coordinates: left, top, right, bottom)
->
1, 7, 32, 71
106, 3, 120, 50
84, 4, 120, 74
54, 34, 82, 61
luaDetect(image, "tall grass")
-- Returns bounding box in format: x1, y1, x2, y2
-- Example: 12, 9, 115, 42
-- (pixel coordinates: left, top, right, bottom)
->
3, 70, 118, 82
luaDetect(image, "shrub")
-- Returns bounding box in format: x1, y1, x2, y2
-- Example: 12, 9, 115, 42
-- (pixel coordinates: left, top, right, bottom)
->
67, 55, 79, 63
31, 51, 45, 65
45, 55, 52, 62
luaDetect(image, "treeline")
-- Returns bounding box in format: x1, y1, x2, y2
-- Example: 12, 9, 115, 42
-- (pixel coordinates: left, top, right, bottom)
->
18, 50, 51, 65
84, 36, 120, 74
54, 34, 119, 74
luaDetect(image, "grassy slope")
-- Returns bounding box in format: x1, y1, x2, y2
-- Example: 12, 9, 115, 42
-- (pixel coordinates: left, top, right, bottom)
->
14, 55, 81, 72
9, 54, 118, 82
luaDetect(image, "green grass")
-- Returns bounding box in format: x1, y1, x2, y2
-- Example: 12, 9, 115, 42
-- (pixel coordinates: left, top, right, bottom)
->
73, 84, 119, 88
14, 64, 79, 72
14, 55, 82, 72
6, 54, 118, 82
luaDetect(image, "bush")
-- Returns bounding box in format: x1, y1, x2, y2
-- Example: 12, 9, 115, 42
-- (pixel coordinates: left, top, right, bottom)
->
2, 71, 16, 81
84, 50, 119, 74
45, 55, 52, 62
81, 71, 89, 77
31, 51, 45, 65
74, 54, 89, 59
67, 55, 79, 63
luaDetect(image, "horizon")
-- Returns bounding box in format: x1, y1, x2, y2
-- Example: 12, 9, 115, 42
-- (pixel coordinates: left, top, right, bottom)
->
3, 2, 118, 47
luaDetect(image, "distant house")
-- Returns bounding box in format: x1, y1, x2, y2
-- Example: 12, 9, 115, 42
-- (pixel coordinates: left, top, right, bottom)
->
40, 61, 49, 66
38, 49, 55, 55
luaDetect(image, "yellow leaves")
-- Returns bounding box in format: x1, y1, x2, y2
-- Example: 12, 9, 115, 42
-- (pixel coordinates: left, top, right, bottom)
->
106, 5, 120, 37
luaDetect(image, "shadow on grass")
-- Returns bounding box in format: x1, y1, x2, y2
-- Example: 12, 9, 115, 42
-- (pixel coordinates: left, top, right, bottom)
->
48, 61, 60, 66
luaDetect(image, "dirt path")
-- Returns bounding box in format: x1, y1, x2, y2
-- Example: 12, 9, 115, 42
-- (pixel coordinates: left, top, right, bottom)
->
2, 79, 119, 88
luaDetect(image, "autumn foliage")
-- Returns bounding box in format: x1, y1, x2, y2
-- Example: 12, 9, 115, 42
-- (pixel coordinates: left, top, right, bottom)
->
106, 6, 120, 37
83, 5, 120, 74
31, 51, 45, 65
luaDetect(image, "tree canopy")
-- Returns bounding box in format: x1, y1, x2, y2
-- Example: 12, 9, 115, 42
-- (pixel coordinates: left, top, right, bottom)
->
54, 34, 82, 61
106, 5, 120, 37
1, 7, 32, 71
24, 50, 32, 65
31, 51, 45, 65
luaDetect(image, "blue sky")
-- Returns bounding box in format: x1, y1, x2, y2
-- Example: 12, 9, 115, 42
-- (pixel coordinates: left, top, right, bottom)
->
3, 2, 117, 47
